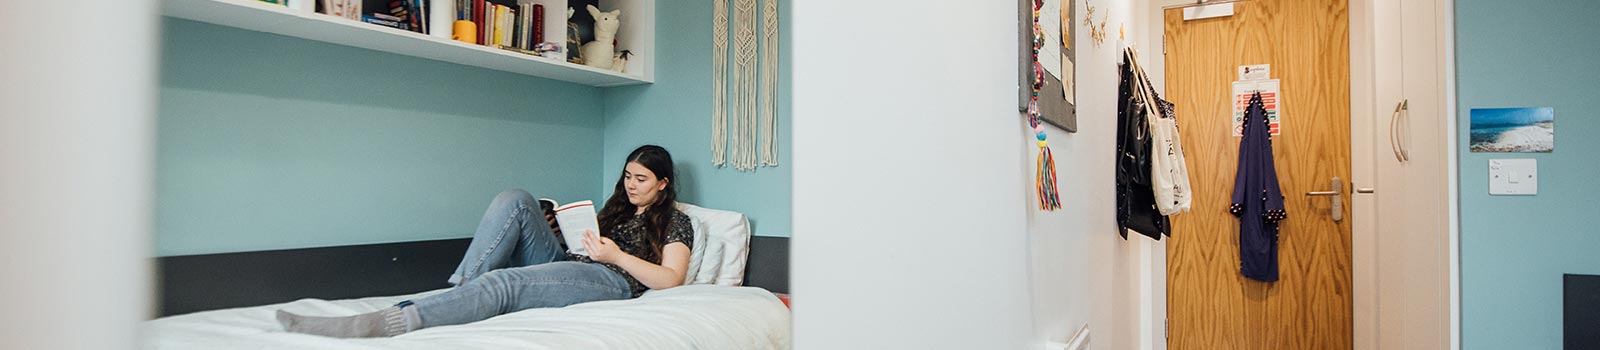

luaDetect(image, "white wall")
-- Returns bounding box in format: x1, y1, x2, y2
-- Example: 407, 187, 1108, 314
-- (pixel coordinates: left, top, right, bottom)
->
0, 1, 158, 349
789, 1, 1034, 348
1029, 0, 1164, 349
792, 0, 1164, 349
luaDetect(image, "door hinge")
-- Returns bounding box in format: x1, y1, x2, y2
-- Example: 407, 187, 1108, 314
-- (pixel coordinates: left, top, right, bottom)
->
1165, 319, 1169, 339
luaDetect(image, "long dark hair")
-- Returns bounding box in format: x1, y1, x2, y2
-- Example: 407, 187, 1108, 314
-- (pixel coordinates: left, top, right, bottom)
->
596, 145, 677, 264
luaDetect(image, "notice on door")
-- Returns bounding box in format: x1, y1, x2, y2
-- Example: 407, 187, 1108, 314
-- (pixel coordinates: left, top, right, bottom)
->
1232, 79, 1281, 136
1238, 64, 1270, 81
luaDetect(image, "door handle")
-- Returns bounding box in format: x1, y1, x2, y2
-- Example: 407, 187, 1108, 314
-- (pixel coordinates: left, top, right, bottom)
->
1305, 176, 1344, 222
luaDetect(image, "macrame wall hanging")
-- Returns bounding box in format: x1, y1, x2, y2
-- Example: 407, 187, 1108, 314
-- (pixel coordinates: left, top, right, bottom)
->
711, 0, 729, 166
713, 0, 779, 171
758, 0, 779, 167
731, 0, 757, 170
1026, 0, 1063, 211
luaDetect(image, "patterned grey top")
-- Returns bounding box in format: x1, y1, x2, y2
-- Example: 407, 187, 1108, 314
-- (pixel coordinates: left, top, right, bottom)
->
568, 209, 694, 297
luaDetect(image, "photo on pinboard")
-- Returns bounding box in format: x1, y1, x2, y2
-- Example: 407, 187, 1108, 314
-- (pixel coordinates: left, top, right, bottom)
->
1470, 107, 1554, 153
1018, 0, 1077, 132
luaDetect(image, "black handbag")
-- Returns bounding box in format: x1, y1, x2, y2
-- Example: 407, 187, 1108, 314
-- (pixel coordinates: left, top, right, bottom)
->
1115, 51, 1170, 240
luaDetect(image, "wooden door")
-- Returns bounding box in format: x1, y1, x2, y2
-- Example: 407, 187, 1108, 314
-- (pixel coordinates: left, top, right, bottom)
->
1163, 0, 1352, 349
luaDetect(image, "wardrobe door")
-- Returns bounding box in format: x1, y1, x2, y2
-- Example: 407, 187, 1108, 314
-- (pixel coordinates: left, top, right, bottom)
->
1370, 0, 1453, 348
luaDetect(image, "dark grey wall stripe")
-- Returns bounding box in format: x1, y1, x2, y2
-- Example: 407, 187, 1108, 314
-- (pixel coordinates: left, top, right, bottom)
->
159, 236, 789, 316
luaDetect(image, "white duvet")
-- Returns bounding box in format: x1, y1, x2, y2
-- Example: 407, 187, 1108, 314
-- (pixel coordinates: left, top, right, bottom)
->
140, 285, 791, 350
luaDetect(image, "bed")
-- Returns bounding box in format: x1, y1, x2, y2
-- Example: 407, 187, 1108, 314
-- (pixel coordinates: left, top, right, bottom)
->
144, 203, 790, 350
141, 285, 789, 350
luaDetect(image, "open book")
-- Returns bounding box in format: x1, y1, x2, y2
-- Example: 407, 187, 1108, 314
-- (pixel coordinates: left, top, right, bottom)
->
539, 199, 598, 256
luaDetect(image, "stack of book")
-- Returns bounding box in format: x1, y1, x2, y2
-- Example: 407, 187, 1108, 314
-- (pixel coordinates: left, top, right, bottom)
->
361, 13, 409, 31
459, 0, 545, 52
360, 0, 429, 34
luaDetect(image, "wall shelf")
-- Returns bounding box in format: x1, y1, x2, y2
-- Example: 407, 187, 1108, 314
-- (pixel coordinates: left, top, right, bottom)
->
161, 0, 654, 87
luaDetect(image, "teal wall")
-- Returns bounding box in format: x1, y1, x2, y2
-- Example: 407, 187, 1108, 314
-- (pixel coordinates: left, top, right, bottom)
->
601, 0, 792, 236
156, 2, 795, 255
156, 19, 606, 256
1456, 0, 1600, 348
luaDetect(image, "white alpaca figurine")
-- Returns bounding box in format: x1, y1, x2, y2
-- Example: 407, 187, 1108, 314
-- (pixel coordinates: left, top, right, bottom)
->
580, 5, 621, 71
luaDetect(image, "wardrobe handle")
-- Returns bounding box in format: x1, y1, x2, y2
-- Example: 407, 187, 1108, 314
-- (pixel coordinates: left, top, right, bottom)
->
1389, 99, 1409, 162
1388, 101, 1400, 161
1399, 100, 1412, 161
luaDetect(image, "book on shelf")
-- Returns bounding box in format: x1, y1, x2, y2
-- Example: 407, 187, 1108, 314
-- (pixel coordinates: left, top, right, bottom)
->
405, 0, 421, 33
361, 13, 410, 30
317, 0, 361, 21
514, 3, 527, 49
515, 3, 540, 50
371, 0, 426, 34
388, 0, 408, 18
450, 0, 555, 54
475, 0, 486, 45
311, 0, 426, 34
421, 0, 430, 34
506, 5, 515, 46
400, 0, 428, 34
532, 4, 544, 46
497, 4, 510, 47
482, 3, 492, 45
257, 0, 289, 6
566, 0, 597, 63
486, 3, 497, 46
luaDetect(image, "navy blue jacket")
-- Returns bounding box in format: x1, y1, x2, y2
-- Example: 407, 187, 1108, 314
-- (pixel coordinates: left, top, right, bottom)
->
1230, 93, 1287, 282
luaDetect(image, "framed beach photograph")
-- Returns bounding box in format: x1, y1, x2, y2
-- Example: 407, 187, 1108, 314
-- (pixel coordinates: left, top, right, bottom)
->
1470, 107, 1554, 153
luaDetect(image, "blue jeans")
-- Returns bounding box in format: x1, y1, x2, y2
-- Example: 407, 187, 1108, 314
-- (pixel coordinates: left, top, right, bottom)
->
408, 189, 632, 329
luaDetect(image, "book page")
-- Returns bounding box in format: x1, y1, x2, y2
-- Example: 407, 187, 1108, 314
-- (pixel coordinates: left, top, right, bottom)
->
554, 200, 599, 255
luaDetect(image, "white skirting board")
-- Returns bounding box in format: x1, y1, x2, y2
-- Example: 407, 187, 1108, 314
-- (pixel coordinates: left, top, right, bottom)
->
1045, 324, 1090, 350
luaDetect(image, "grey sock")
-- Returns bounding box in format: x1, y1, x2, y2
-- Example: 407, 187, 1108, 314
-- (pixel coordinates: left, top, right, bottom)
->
276, 306, 411, 338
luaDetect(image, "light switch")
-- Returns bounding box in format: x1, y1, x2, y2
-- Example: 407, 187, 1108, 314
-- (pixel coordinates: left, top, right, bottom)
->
1489, 158, 1537, 195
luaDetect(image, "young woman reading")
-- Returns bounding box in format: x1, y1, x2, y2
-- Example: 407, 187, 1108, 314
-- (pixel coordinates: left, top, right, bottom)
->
276, 145, 694, 338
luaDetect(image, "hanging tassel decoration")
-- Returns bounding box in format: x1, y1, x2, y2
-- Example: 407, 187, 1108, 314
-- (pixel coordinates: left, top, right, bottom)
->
731, 0, 759, 171
758, 0, 780, 167
1039, 145, 1060, 209
1029, 0, 1062, 211
712, 0, 730, 167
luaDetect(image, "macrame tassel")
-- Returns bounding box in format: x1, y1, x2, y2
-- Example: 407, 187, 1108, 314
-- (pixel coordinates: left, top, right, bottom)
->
732, 0, 758, 171
711, 0, 730, 167
1037, 146, 1062, 211
757, 0, 780, 167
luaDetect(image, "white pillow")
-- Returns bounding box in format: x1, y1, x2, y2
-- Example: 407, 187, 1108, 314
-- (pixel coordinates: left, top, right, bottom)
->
674, 202, 751, 286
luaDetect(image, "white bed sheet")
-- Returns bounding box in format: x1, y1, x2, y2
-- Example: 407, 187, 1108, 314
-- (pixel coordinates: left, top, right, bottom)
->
141, 285, 791, 350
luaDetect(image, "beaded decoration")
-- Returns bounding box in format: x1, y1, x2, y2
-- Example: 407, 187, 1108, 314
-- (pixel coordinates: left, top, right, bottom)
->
1029, 0, 1063, 211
